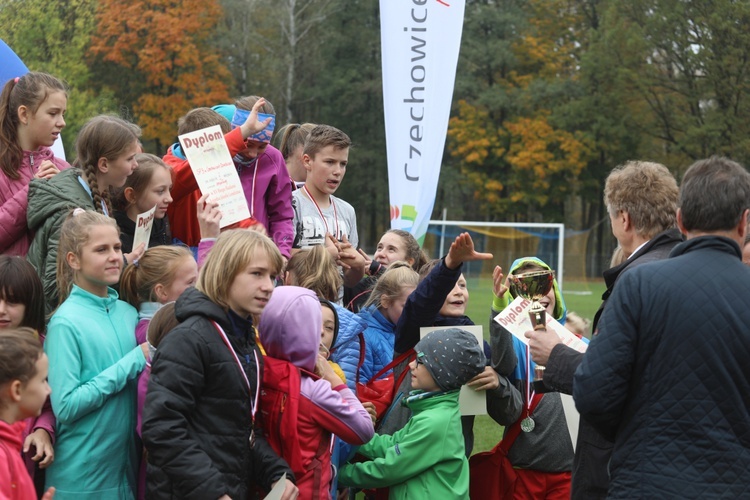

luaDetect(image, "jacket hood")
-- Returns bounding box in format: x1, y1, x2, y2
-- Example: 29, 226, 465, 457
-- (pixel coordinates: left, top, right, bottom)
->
27, 168, 91, 230
505, 256, 567, 324
259, 286, 321, 372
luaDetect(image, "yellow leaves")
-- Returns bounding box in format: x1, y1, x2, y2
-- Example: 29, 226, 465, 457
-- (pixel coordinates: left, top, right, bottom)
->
448, 100, 505, 166
504, 114, 593, 205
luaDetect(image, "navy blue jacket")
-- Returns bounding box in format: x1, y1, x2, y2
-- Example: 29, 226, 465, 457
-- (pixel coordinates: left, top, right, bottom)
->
574, 236, 750, 498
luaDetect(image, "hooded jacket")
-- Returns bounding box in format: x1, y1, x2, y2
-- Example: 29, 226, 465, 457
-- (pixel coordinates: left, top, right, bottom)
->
26, 168, 95, 313
356, 305, 398, 384
329, 303, 368, 391
0, 147, 69, 256
339, 390, 470, 499
487, 256, 575, 474
0, 420, 36, 500
142, 287, 292, 499
258, 286, 374, 499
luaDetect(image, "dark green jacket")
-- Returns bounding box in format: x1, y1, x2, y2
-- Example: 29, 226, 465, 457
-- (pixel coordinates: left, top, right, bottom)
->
27, 168, 95, 313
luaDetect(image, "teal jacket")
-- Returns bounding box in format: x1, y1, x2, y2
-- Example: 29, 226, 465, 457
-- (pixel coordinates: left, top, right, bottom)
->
27, 168, 96, 313
44, 285, 144, 499
339, 390, 469, 499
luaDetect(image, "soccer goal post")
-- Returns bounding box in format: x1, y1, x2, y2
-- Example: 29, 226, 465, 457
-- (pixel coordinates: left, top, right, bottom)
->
425, 219, 565, 288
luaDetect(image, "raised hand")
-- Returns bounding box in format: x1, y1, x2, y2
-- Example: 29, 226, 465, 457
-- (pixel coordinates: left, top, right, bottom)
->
197, 194, 222, 239
444, 232, 493, 269
240, 97, 273, 139
493, 265, 509, 298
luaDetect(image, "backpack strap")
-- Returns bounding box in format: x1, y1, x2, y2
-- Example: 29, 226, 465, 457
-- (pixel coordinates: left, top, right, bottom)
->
370, 349, 415, 383
500, 392, 543, 454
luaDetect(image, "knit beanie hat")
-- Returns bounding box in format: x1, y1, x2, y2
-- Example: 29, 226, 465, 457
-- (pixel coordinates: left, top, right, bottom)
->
414, 328, 486, 391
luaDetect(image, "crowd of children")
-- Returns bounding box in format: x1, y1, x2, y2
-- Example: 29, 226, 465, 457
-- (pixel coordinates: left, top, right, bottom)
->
1, 71, 592, 500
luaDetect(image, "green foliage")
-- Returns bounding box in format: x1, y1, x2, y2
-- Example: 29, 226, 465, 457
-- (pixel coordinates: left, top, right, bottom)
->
0, 0, 114, 153
5, 0, 750, 251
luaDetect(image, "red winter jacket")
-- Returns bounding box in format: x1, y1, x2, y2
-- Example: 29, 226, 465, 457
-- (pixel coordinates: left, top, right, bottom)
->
0, 420, 36, 500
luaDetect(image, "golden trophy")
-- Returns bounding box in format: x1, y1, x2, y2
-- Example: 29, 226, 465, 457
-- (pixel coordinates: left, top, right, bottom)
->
508, 269, 555, 394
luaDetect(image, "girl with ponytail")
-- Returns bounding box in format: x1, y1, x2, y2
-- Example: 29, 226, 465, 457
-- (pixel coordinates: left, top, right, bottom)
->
0, 72, 69, 256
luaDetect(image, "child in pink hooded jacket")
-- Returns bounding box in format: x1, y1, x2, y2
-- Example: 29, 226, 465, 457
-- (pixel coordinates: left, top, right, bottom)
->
258, 286, 374, 499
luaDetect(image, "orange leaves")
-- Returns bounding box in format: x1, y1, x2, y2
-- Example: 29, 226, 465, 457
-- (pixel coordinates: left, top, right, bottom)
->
91, 0, 232, 145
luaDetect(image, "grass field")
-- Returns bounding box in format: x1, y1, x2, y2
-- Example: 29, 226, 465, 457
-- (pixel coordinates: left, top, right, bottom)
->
466, 278, 607, 454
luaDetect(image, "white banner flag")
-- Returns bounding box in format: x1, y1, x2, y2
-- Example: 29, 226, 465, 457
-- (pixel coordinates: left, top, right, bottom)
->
380, 0, 466, 243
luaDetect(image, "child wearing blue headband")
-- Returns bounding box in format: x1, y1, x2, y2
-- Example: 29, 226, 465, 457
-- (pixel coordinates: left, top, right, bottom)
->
214, 97, 295, 261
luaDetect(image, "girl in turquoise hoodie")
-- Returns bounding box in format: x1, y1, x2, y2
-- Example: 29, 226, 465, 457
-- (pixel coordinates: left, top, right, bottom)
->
44, 210, 147, 499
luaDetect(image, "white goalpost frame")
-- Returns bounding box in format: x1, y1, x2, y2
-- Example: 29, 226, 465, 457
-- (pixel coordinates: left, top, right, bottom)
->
427, 219, 566, 289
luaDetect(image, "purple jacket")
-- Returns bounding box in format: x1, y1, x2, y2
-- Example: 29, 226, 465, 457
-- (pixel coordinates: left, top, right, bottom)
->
258, 286, 373, 442
0, 147, 69, 256
236, 145, 294, 258
259, 286, 374, 497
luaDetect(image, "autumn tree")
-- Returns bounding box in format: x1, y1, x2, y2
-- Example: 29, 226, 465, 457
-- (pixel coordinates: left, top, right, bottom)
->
446, 0, 593, 222
91, 0, 232, 150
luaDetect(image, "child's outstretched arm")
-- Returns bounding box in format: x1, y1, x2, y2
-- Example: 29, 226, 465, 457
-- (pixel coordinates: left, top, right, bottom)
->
394, 233, 492, 354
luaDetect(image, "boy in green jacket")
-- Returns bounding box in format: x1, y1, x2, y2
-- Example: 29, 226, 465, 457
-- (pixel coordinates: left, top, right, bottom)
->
338, 328, 485, 499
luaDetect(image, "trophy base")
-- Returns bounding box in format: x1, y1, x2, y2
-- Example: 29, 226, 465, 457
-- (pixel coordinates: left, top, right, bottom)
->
532, 379, 549, 394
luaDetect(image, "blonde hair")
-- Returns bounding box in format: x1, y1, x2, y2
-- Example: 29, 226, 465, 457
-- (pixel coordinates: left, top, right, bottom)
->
75, 115, 141, 216
196, 230, 283, 310
604, 161, 678, 239
56, 210, 119, 305
112, 153, 172, 212
285, 245, 341, 302
119, 246, 194, 307
364, 261, 419, 309
565, 312, 590, 337
276, 123, 317, 160
609, 246, 626, 268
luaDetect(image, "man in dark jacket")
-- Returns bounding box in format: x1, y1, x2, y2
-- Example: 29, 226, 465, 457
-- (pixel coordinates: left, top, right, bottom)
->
524, 160, 682, 498
574, 156, 750, 498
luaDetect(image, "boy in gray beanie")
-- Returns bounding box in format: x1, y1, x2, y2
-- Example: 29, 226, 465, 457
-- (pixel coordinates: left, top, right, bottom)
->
339, 328, 485, 499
